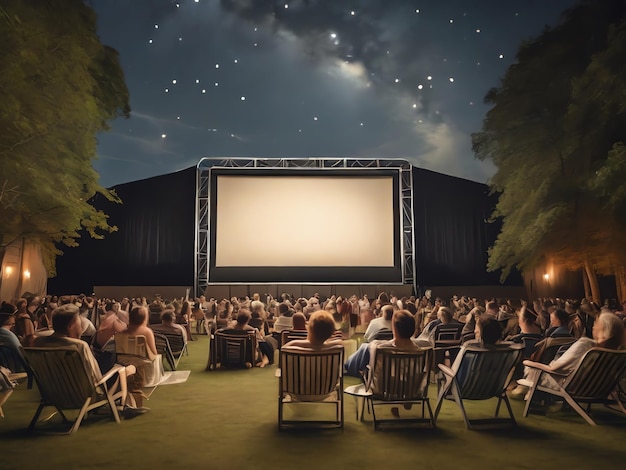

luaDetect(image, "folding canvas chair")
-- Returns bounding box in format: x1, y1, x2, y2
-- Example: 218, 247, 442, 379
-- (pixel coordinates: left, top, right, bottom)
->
208, 331, 257, 370
0, 342, 33, 389
434, 344, 523, 429
523, 347, 626, 426
344, 347, 434, 429
162, 331, 189, 367
277, 344, 344, 431
153, 332, 177, 371
23, 346, 130, 434
114, 334, 164, 388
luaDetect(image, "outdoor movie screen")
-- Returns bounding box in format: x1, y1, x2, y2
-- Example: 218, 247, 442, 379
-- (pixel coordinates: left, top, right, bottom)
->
208, 167, 402, 283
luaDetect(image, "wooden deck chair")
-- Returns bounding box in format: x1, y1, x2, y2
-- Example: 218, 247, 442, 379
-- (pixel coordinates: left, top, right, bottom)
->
23, 346, 130, 434
0, 343, 33, 389
344, 347, 434, 429
114, 334, 164, 388
277, 344, 344, 431
523, 347, 626, 426
209, 330, 257, 370
153, 332, 177, 371
434, 344, 523, 429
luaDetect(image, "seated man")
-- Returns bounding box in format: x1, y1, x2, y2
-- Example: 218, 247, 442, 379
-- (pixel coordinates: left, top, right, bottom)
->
363, 304, 394, 342
344, 310, 422, 378
413, 306, 458, 346
152, 310, 188, 342
31, 304, 144, 419
282, 310, 343, 349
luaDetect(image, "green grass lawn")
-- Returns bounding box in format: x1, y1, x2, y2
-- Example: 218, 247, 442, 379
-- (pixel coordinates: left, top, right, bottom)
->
2, 335, 625, 470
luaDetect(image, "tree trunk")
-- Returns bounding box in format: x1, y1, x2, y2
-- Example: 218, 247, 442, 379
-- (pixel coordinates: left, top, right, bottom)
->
583, 258, 601, 304
0, 244, 5, 296
616, 266, 626, 303
582, 268, 591, 300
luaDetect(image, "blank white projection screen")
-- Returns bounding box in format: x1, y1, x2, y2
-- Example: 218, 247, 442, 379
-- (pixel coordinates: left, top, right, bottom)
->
214, 176, 395, 267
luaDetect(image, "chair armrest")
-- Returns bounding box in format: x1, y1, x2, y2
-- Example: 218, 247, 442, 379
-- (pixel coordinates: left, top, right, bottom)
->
438, 363, 454, 378
97, 364, 125, 385
522, 360, 568, 376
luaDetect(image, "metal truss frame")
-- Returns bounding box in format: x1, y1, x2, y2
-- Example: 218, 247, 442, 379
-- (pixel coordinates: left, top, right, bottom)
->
194, 157, 415, 296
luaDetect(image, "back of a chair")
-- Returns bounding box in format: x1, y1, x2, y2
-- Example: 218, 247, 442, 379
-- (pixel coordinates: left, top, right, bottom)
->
0, 343, 28, 375
435, 323, 463, 342
164, 333, 187, 357
564, 348, 626, 400
369, 347, 431, 401
23, 347, 95, 409
115, 334, 153, 360
215, 331, 256, 368
280, 346, 344, 401
280, 330, 308, 348
153, 333, 176, 370
454, 345, 523, 400
370, 329, 393, 341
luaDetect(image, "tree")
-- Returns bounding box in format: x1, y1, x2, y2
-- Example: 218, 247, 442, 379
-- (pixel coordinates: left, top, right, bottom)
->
472, 0, 626, 301
0, 0, 130, 289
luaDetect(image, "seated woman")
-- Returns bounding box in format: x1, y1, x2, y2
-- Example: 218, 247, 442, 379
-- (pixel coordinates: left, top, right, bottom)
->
544, 309, 573, 338
282, 310, 343, 350
123, 306, 159, 409
522, 312, 624, 393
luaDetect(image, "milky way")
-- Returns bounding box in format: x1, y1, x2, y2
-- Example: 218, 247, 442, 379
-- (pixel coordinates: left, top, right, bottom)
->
91, 0, 579, 187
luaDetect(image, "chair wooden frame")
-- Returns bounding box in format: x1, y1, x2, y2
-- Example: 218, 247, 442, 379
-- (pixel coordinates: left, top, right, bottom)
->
277, 345, 344, 431
344, 347, 434, 429
434, 344, 523, 429
523, 347, 626, 426
23, 347, 130, 434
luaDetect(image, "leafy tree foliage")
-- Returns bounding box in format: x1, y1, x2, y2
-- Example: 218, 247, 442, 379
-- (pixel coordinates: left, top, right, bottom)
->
472, 0, 626, 299
0, 0, 129, 278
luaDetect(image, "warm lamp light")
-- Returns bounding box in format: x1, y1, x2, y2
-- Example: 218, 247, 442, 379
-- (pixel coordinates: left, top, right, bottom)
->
543, 273, 550, 281
23, 270, 31, 279
4, 266, 13, 276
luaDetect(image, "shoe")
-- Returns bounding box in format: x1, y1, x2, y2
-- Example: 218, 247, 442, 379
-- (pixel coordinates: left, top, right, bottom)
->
509, 385, 529, 401
123, 406, 150, 419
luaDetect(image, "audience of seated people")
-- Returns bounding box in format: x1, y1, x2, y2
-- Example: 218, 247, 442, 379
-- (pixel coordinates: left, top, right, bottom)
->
219, 309, 273, 367
3, 289, 626, 420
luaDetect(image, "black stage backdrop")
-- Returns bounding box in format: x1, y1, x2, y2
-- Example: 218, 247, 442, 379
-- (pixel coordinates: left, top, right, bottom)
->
48, 166, 521, 295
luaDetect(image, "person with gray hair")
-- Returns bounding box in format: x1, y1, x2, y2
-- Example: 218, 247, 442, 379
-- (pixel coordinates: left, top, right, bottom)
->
363, 304, 394, 342
519, 312, 625, 396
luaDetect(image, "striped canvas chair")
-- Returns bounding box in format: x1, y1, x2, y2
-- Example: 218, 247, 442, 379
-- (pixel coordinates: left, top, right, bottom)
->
523, 347, 626, 426
277, 344, 344, 431
434, 344, 523, 429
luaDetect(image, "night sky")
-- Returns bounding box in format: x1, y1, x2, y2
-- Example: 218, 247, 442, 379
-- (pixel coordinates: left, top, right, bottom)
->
91, 0, 579, 188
